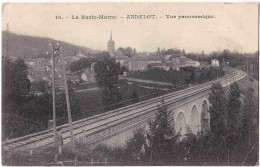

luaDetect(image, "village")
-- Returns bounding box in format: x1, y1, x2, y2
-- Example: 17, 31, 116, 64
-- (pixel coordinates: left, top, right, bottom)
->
25, 31, 221, 96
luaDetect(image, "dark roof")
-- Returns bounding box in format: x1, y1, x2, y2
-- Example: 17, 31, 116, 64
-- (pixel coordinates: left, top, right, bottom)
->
200, 62, 209, 65
164, 54, 183, 61
198, 64, 211, 68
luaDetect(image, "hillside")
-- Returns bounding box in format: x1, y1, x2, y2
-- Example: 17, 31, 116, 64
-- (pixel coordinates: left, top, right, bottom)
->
2, 31, 100, 59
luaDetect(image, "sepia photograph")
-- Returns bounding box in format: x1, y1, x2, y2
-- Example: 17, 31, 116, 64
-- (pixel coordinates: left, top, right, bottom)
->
1, 2, 259, 166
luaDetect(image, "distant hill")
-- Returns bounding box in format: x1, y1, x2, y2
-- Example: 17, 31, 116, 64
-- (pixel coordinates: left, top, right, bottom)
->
2, 31, 100, 59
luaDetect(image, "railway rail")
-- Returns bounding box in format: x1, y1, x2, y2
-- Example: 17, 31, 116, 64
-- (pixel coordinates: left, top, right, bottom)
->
3, 68, 246, 153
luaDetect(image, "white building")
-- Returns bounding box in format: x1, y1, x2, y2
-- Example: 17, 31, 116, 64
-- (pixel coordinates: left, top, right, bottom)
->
211, 59, 219, 67
114, 55, 129, 66
80, 62, 96, 82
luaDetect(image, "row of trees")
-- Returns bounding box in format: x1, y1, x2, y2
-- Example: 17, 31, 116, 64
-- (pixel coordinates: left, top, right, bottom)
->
186, 49, 258, 68
117, 47, 136, 58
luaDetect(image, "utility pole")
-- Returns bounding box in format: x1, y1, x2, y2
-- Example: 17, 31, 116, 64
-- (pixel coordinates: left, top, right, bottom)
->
246, 63, 249, 78
228, 148, 230, 165
60, 43, 75, 150
50, 43, 57, 147
6, 23, 9, 58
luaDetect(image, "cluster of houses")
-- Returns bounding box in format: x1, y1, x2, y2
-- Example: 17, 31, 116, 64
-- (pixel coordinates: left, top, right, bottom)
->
26, 31, 221, 92
108, 31, 218, 71
26, 51, 94, 89
112, 53, 207, 72
110, 49, 222, 72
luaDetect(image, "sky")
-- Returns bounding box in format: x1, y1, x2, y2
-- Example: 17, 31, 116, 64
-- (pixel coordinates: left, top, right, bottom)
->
2, 3, 259, 53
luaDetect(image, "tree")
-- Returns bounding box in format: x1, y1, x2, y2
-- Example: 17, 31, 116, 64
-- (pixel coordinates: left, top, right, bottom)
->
182, 49, 186, 55
94, 57, 121, 91
102, 87, 122, 109
241, 87, 258, 145
124, 128, 146, 163
94, 57, 122, 107
208, 83, 227, 138
31, 80, 49, 93
92, 51, 111, 60
180, 132, 206, 165
124, 47, 134, 58
226, 83, 241, 132
3, 58, 31, 103
69, 57, 96, 72
163, 48, 182, 56
2, 58, 31, 139
117, 47, 134, 58
225, 83, 243, 160
146, 98, 179, 164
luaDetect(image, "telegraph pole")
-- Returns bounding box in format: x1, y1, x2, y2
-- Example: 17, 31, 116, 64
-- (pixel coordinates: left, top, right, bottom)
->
6, 23, 9, 58
50, 43, 57, 147
246, 63, 249, 78
60, 43, 75, 150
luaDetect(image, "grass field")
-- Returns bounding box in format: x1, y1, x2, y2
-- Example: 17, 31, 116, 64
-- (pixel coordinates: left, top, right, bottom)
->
74, 82, 162, 119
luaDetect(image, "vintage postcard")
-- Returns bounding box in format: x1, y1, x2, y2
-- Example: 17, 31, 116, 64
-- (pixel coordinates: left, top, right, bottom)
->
1, 2, 259, 166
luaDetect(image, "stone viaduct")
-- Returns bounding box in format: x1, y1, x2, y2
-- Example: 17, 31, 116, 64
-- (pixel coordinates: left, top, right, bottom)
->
3, 69, 246, 153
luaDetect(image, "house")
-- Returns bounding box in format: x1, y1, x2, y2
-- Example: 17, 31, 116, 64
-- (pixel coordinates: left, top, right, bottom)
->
178, 56, 188, 66
198, 62, 211, 70
211, 59, 219, 67
80, 68, 95, 83
164, 54, 201, 70
68, 62, 96, 83
149, 63, 164, 70
115, 55, 129, 66
163, 62, 179, 71
72, 51, 89, 61
185, 60, 200, 67
128, 56, 162, 71
149, 62, 180, 71
148, 54, 202, 71
164, 54, 183, 63
27, 70, 51, 82
110, 51, 129, 66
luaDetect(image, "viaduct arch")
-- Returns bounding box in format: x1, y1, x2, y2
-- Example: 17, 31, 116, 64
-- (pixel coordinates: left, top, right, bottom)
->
189, 105, 199, 134
173, 97, 210, 136
176, 112, 186, 136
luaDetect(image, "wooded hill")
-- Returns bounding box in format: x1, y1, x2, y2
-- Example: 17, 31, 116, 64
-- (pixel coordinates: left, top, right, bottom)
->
2, 31, 100, 59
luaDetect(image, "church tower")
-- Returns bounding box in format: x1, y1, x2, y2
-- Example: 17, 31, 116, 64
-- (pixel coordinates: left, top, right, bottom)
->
107, 31, 115, 53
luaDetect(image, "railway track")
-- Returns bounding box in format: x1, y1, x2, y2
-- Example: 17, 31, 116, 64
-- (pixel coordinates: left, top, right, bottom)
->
2, 68, 246, 152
